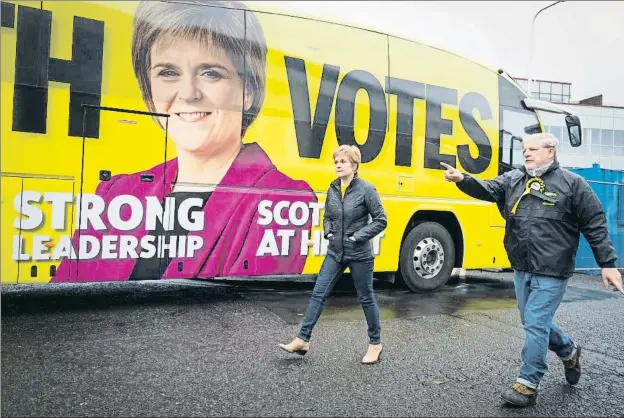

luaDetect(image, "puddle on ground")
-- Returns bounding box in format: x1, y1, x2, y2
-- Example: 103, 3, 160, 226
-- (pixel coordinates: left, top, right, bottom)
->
239, 277, 517, 323
1, 273, 617, 319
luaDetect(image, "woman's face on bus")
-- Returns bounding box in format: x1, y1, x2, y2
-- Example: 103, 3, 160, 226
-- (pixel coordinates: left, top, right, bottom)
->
149, 36, 251, 157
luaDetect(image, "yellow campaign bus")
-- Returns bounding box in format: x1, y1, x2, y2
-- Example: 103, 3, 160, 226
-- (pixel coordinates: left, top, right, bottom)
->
1, 0, 582, 292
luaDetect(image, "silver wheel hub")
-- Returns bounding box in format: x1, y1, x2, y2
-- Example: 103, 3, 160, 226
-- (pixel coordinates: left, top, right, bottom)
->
412, 237, 444, 279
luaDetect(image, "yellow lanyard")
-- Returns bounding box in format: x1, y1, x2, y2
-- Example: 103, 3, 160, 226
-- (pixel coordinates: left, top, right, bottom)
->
510, 177, 545, 215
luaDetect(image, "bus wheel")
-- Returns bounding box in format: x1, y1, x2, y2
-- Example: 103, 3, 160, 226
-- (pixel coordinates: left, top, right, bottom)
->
399, 222, 455, 292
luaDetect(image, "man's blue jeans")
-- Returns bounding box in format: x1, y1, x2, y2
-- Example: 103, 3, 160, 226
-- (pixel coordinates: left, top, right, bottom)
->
514, 271, 577, 389
298, 255, 381, 344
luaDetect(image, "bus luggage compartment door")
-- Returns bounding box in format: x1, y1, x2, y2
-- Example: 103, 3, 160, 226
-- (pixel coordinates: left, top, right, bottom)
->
18, 177, 75, 284
2, 176, 24, 285
75, 105, 169, 283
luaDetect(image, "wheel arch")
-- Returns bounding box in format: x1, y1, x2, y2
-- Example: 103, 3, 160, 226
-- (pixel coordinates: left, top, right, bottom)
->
399, 210, 464, 269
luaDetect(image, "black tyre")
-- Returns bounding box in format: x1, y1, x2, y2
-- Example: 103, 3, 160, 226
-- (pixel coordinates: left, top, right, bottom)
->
399, 222, 456, 292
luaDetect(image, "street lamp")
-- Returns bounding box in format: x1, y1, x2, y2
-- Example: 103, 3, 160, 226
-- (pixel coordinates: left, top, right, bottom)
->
528, 1, 565, 98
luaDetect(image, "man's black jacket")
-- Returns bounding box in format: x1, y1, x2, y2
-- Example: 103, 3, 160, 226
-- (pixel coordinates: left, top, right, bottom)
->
456, 161, 617, 278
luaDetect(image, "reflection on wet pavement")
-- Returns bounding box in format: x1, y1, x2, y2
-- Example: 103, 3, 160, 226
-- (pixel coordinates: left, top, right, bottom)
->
237, 275, 620, 324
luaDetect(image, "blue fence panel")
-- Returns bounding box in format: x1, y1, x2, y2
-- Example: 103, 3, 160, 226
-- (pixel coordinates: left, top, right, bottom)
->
569, 164, 624, 274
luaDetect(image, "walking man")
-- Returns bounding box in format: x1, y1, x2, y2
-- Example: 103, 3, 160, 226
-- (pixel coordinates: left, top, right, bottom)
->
441, 132, 623, 407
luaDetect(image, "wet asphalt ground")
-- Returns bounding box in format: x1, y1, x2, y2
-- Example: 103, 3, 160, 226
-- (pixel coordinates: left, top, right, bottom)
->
2, 271, 623, 417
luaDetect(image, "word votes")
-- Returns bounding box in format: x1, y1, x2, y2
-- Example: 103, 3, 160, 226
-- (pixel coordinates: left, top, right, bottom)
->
285, 58, 493, 174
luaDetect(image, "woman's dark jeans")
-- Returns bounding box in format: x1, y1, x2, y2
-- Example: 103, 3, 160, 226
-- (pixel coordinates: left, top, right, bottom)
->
298, 255, 381, 344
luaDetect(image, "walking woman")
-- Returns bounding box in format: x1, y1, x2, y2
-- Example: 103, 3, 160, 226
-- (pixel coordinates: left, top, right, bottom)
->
279, 145, 388, 364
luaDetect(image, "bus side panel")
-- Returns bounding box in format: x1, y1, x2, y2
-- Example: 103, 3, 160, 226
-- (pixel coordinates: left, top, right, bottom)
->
487, 226, 510, 269
247, 11, 392, 273
387, 36, 503, 270
2, 1, 84, 179
1, 176, 23, 285
1, 1, 46, 286
43, 1, 175, 283
1, 2, 45, 176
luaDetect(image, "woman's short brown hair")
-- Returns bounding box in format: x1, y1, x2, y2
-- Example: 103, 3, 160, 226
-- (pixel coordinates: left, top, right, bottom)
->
333, 145, 361, 172
131, 0, 267, 136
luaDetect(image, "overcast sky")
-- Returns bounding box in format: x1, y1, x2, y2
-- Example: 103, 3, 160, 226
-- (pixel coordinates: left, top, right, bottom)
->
253, 1, 624, 106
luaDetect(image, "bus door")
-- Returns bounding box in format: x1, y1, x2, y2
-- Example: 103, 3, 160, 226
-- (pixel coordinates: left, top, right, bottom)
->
76, 105, 170, 282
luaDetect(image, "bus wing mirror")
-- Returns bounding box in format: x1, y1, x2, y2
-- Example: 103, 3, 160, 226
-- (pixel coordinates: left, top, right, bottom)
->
565, 115, 582, 147
522, 98, 582, 147
524, 123, 542, 135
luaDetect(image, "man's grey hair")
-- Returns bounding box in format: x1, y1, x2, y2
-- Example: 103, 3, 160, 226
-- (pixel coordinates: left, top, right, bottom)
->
523, 132, 559, 157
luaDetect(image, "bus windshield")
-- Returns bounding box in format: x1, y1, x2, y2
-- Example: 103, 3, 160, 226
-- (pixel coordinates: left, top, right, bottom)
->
498, 76, 542, 174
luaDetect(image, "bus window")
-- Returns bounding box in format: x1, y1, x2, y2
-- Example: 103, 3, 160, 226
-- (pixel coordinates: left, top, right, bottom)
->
499, 106, 541, 173
498, 76, 542, 175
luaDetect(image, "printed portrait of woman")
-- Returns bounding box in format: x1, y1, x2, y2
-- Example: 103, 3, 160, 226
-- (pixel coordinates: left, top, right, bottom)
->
55, 0, 318, 282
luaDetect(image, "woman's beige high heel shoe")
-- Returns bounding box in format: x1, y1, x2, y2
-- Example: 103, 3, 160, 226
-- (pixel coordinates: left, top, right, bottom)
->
361, 344, 383, 364
278, 337, 309, 356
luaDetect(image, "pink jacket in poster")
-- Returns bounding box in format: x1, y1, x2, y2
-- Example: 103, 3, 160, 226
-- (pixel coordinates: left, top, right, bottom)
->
54, 143, 317, 282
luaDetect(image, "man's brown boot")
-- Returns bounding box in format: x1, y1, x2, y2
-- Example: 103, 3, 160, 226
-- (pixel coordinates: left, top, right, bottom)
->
500, 382, 537, 407
563, 345, 581, 385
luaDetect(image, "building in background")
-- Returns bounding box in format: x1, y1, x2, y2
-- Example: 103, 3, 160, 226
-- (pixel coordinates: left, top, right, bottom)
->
513, 77, 572, 104
512, 77, 624, 171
